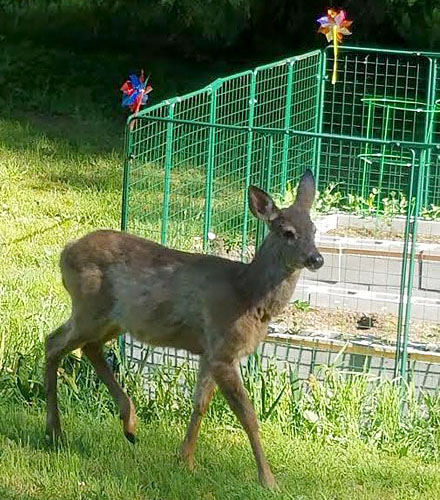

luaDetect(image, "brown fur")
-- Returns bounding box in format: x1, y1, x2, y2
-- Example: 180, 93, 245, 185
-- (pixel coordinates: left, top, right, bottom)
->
45, 170, 323, 489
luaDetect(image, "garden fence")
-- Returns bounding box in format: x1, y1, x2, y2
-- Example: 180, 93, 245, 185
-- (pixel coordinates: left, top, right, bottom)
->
121, 46, 440, 392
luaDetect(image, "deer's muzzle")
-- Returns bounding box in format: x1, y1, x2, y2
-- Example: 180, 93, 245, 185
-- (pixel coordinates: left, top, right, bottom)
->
305, 252, 324, 271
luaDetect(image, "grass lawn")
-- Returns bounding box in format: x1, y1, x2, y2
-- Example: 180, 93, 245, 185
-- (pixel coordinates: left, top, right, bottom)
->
1, 36, 440, 500
0, 114, 121, 359
0, 405, 439, 500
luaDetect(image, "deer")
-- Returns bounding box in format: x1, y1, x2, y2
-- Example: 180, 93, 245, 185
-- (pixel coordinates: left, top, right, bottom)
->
45, 169, 323, 489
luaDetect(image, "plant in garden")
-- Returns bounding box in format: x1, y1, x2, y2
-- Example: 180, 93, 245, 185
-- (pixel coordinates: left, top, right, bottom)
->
343, 188, 379, 216
274, 182, 342, 214
421, 204, 440, 220
276, 178, 440, 222
292, 299, 311, 312
313, 182, 343, 214
272, 180, 297, 209
382, 190, 409, 221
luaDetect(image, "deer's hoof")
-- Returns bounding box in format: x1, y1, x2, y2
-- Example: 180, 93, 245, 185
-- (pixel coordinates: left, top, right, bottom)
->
180, 448, 195, 471
259, 471, 277, 490
45, 423, 62, 444
124, 431, 136, 444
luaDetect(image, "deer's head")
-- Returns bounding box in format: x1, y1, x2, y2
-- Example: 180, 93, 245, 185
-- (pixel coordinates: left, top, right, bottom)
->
248, 169, 324, 272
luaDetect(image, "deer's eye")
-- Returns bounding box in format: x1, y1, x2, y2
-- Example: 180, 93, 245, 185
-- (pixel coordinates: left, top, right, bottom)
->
283, 229, 297, 240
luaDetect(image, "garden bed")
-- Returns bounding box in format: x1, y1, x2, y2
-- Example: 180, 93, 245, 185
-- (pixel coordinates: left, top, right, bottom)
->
290, 213, 440, 344
306, 213, 440, 294
273, 304, 440, 347
316, 213, 440, 241
327, 226, 440, 244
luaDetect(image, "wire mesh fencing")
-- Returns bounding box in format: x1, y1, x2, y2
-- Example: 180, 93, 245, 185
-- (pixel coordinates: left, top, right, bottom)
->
121, 46, 440, 394
126, 334, 440, 397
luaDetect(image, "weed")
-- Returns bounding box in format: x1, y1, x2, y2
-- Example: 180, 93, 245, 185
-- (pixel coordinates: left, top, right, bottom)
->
292, 300, 311, 312
382, 190, 409, 220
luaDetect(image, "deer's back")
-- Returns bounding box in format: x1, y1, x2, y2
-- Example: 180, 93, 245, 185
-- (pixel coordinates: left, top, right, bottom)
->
60, 230, 254, 355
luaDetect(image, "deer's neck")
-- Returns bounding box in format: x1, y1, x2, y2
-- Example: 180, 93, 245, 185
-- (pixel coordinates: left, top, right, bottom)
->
243, 234, 300, 320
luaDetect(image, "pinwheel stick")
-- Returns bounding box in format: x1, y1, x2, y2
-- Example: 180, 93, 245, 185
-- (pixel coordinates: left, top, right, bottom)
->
130, 90, 145, 130
332, 25, 338, 85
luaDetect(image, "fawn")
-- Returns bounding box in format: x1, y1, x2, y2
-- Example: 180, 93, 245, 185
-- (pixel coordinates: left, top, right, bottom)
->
45, 169, 323, 488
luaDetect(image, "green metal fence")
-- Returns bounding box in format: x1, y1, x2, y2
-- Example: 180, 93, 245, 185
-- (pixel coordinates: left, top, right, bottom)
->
121, 46, 440, 387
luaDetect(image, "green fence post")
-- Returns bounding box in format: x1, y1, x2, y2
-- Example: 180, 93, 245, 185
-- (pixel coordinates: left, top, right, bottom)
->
281, 60, 295, 193
423, 58, 435, 207
255, 135, 274, 248
118, 116, 136, 361
121, 117, 135, 232
394, 149, 416, 378
161, 102, 175, 246
203, 85, 218, 252
241, 71, 257, 261
377, 104, 391, 211
263, 134, 274, 242
399, 150, 425, 384
361, 101, 374, 200
265, 135, 274, 195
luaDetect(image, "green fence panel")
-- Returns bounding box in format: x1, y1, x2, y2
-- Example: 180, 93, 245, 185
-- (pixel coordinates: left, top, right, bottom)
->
319, 47, 440, 206
121, 47, 440, 388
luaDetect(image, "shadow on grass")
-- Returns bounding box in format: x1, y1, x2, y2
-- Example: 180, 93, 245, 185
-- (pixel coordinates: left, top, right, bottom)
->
0, 34, 250, 192
0, 39, 254, 206
0, 403, 120, 459
1, 404, 439, 500
0, 38, 232, 155
0, 405, 280, 500
0, 113, 124, 193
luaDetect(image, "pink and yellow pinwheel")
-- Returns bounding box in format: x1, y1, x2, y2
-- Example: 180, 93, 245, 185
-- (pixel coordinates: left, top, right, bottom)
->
317, 9, 353, 84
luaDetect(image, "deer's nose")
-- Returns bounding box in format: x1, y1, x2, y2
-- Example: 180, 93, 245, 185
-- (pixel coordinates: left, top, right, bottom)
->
306, 253, 324, 270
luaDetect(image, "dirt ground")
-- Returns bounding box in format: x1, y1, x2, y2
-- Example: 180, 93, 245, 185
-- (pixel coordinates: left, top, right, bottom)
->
273, 303, 440, 347
327, 226, 440, 244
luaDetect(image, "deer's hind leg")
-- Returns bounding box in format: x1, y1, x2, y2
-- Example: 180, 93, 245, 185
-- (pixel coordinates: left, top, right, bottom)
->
181, 357, 216, 469
45, 320, 84, 440
82, 340, 137, 443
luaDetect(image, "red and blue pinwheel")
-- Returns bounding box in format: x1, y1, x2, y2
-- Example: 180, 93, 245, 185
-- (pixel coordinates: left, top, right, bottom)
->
120, 70, 153, 114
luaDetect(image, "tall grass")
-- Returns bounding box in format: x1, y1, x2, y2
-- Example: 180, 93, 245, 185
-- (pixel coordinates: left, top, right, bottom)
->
126, 355, 440, 462
3, 345, 439, 464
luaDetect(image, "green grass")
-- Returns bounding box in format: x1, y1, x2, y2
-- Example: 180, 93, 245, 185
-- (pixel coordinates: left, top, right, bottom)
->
0, 32, 233, 360
1, 37, 440, 500
0, 404, 439, 500
0, 115, 121, 360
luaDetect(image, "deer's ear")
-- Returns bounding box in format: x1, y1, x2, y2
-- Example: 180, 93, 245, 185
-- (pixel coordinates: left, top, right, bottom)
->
248, 186, 280, 222
296, 169, 316, 211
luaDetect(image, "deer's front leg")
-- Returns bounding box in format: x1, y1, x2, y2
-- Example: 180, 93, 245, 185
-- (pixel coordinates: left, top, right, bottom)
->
181, 357, 216, 469
210, 360, 276, 489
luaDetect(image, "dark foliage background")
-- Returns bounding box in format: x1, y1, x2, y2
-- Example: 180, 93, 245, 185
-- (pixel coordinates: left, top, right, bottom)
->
0, 1, 438, 127
1, 0, 439, 59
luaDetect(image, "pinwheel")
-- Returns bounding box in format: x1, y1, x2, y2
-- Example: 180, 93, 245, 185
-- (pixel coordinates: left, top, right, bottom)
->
317, 9, 353, 84
121, 70, 153, 114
